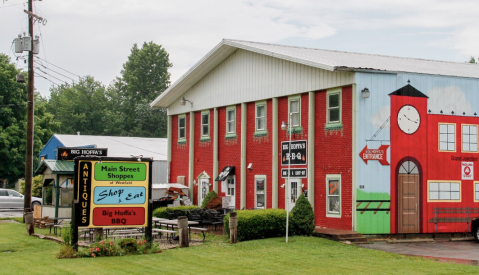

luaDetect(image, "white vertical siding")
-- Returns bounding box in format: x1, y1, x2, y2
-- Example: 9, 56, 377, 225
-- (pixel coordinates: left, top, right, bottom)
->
168, 49, 355, 115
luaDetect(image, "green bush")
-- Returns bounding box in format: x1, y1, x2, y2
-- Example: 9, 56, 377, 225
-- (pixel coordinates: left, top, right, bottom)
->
20, 175, 43, 197
118, 238, 137, 253
224, 209, 292, 241
201, 190, 217, 208
291, 194, 315, 235
152, 205, 198, 219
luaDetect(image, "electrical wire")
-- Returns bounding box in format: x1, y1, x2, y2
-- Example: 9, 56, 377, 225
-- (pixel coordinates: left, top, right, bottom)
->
0, 1, 26, 9
34, 72, 60, 86
34, 60, 77, 83
35, 56, 81, 78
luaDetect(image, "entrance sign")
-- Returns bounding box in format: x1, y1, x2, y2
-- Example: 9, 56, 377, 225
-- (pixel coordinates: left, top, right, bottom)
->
281, 140, 307, 166
74, 157, 152, 229
462, 162, 474, 180
57, 147, 108, 161
360, 145, 390, 165
281, 168, 307, 178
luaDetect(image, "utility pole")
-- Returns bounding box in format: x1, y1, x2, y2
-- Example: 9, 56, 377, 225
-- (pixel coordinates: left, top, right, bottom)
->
24, 0, 35, 235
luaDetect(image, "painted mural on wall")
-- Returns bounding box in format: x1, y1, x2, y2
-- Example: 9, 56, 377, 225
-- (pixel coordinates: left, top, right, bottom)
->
355, 73, 479, 234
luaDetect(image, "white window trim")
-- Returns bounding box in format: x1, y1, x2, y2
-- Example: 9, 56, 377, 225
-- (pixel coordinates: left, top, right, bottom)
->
326, 174, 341, 218
226, 106, 236, 134
201, 111, 210, 137
474, 182, 479, 202
285, 178, 302, 211
198, 176, 210, 206
255, 175, 267, 209
439, 123, 456, 152
462, 124, 478, 153
326, 88, 342, 124
427, 180, 461, 202
178, 114, 186, 142
288, 95, 301, 128
255, 101, 267, 133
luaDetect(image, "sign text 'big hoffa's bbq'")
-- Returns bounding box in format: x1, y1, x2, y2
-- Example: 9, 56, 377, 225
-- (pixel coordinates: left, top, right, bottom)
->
75, 158, 152, 228
58, 147, 108, 161
281, 140, 307, 166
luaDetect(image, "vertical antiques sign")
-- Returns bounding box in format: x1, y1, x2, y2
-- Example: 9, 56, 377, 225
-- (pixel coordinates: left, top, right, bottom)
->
74, 157, 152, 228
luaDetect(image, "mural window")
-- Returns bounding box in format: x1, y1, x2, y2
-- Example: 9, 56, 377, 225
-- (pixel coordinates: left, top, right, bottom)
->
255, 101, 267, 133
178, 115, 186, 142
428, 181, 460, 201
462, 124, 478, 152
226, 106, 236, 135
255, 175, 266, 209
201, 111, 209, 137
475, 183, 479, 202
439, 123, 456, 151
326, 174, 341, 217
288, 96, 301, 127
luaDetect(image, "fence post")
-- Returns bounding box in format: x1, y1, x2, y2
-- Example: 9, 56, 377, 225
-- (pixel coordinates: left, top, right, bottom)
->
229, 211, 237, 244
178, 216, 189, 248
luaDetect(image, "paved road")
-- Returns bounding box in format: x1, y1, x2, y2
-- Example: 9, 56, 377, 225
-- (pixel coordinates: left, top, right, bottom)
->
0, 209, 23, 218
359, 240, 479, 266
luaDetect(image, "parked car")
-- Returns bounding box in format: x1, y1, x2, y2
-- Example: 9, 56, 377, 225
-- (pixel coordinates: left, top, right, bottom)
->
0, 188, 42, 209
471, 218, 479, 241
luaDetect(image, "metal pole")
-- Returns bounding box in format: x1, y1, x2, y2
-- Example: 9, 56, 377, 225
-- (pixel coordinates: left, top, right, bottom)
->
286, 113, 292, 243
24, 0, 35, 235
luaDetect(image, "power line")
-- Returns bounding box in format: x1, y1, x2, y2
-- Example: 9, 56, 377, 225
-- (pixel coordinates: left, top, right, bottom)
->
34, 72, 61, 86
35, 56, 81, 78
34, 60, 77, 82
0, 1, 26, 9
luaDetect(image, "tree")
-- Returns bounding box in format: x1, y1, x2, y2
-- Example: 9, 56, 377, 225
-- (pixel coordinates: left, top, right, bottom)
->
118, 42, 172, 137
46, 76, 109, 135
290, 194, 315, 235
0, 54, 54, 186
468, 56, 477, 64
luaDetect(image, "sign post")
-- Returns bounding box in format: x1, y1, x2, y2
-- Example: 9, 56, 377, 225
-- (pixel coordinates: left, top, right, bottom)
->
72, 157, 153, 250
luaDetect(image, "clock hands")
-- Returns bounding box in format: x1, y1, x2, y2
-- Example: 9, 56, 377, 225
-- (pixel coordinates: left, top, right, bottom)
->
403, 114, 418, 123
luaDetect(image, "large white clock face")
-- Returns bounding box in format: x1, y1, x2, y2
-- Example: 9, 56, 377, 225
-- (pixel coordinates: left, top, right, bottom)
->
397, 105, 420, 134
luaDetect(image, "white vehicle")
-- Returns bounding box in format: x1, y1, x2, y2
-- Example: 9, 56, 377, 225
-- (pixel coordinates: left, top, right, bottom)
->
0, 188, 42, 209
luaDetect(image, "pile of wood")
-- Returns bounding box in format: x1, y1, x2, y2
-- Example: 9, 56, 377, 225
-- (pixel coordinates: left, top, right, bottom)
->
34, 216, 54, 228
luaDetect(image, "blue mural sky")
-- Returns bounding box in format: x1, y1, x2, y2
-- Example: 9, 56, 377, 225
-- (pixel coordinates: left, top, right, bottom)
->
1, 0, 478, 97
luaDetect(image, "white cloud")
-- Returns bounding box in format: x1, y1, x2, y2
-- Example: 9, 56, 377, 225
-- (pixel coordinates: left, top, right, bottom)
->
427, 86, 472, 115
371, 106, 390, 129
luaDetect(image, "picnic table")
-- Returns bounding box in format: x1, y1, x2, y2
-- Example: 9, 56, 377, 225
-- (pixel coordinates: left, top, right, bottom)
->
153, 218, 207, 241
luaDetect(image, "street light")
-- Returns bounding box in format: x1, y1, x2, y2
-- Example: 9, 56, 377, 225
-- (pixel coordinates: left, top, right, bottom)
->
281, 113, 292, 243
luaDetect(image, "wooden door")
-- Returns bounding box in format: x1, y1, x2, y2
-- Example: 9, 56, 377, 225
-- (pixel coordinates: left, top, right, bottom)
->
398, 174, 419, 233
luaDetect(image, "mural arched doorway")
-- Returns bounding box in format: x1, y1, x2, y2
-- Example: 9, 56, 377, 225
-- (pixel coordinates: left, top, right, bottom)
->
397, 159, 420, 233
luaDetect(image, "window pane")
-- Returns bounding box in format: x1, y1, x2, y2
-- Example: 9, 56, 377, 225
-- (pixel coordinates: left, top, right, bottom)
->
227, 122, 234, 133
179, 118, 185, 128
464, 144, 470, 151
463, 134, 470, 143
463, 125, 469, 134
290, 100, 299, 113
329, 94, 339, 108
329, 109, 340, 122
448, 133, 454, 141
227, 110, 235, 121
256, 194, 264, 207
328, 197, 340, 212
439, 192, 451, 200
202, 114, 208, 124
440, 133, 447, 142
257, 105, 265, 117
439, 142, 447, 151
476, 191, 479, 201
202, 125, 208, 135
451, 183, 460, 191
329, 180, 339, 195
430, 191, 438, 200
471, 144, 478, 152
179, 128, 185, 138
451, 192, 460, 200
0, 190, 7, 196
439, 183, 450, 191
257, 118, 264, 130
430, 182, 438, 191
448, 125, 455, 133
440, 124, 447, 133
448, 143, 455, 151
292, 113, 300, 126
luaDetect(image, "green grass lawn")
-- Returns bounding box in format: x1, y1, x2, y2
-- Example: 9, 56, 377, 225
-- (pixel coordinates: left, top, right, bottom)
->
0, 220, 478, 275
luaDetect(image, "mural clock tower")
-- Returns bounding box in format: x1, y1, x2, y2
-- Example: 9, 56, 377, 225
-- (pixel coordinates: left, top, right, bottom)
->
389, 83, 428, 234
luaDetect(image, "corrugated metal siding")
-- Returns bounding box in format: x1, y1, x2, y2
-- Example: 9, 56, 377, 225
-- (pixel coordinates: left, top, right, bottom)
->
38, 136, 65, 165
152, 160, 168, 183
168, 49, 355, 115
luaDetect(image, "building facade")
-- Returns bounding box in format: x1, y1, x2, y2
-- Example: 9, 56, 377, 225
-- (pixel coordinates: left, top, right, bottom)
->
151, 39, 479, 234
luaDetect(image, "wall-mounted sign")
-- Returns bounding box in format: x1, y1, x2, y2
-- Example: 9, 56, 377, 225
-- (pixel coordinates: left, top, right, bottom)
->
462, 162, 474, 180
74, 157, 152, 229
58, 147, 108, 161
359, 145, 389, 165
281, 168, 307, 178
281, 140, 307, 166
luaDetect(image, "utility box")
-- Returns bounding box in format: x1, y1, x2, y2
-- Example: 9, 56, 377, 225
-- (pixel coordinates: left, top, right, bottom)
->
14, 37, 23, 53
33, 38, 40, 54
22, 36, 32, 51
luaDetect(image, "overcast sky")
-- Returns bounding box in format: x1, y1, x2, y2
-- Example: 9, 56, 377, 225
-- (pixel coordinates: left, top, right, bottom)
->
1, 0, 478, 97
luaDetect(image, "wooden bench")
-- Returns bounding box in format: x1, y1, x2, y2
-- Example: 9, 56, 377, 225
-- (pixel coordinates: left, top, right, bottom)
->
152, 228, 177, 243
108, 233, 145, 239
428, 206, 479, 232
189, 227, 208, 241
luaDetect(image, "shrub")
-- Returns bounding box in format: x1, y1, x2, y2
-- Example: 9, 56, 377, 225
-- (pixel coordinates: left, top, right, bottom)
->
118, 238, 137, 253
224, 209, 292, 241
291, 194, 315, 235
89, 239, 121, 257
152, 205, 198, 219
57, 245, 79, 259
20, 175, 43, 197
201, 190, 217, 208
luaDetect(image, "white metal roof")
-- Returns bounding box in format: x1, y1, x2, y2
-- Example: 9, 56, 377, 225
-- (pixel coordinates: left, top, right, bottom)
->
151, 39, 479, 108
54, 134, 167, 160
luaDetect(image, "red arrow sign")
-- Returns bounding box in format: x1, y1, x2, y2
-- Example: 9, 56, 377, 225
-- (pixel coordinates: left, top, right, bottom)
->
360, 145, 390, 165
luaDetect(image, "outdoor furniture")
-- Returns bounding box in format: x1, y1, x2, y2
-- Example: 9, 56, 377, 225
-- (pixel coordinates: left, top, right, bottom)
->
428, 206, 479, 232
155, 219, 200, 241
186, 209, 202, 223
165, 208, 176, 219
202, 211, 223, 230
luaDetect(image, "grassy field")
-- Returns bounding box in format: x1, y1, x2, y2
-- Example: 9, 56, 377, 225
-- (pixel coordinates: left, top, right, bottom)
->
0, 220, 478, 275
